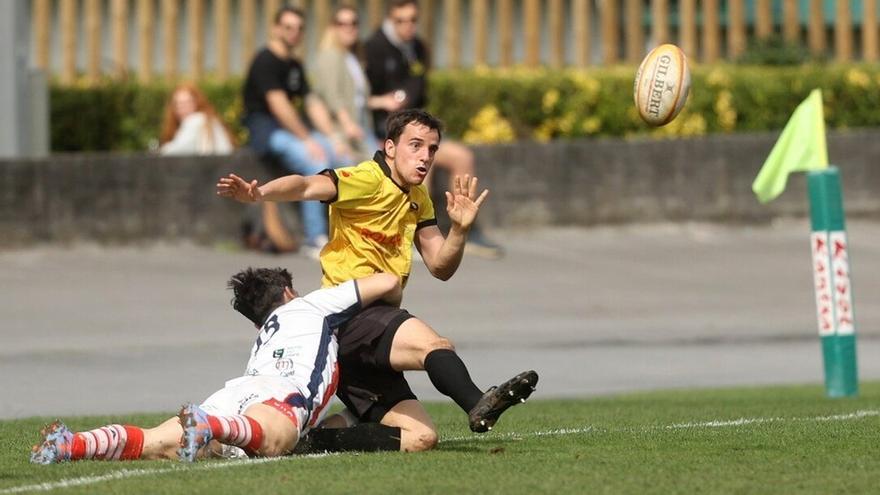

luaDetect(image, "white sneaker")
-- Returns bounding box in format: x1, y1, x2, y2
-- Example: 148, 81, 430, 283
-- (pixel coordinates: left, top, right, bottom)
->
302, 235, 328, 261
302, 245, 323, 261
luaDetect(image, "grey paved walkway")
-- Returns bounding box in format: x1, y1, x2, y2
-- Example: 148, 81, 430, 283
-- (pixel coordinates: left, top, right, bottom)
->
2, 220, 879, 419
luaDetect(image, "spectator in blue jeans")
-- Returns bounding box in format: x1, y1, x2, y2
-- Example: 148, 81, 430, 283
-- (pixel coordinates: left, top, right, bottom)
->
242, 5, 348, 258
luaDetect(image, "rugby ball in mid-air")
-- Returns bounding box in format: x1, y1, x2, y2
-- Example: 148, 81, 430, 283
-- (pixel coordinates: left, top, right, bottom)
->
633, 44, 691, 126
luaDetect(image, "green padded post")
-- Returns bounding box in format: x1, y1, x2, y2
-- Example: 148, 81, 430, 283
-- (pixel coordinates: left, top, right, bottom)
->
807, 167, 858, 398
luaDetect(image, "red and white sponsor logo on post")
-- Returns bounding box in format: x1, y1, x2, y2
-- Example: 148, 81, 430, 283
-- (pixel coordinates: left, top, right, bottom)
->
829, 231, 855, 335
811, 231, 835, 336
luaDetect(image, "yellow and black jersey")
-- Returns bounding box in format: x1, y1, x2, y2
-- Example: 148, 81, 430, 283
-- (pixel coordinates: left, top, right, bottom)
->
319, 151, 437, 288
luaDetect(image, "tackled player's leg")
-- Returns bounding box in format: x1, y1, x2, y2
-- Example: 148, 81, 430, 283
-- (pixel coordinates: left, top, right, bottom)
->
31, 416, 184, 464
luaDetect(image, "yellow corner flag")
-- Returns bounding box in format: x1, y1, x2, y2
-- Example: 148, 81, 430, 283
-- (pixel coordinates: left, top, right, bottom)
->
752, 89, 829, 203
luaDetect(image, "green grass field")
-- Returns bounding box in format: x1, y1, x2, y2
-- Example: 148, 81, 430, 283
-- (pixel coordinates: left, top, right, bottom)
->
3, 383, 878, 495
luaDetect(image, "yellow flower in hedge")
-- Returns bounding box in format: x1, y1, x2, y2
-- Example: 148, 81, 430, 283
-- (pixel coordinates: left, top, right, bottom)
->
714, 90, 737, 131
462, 105, 515, 144
542, 89, 560, 113
846, 68, 870, 89
533, 123, 553, 142
570, 71, 601, 103
510, 65, 544, 81
558, 112, 577, 134
581, 116, 601, 134
681, 113, 707, 136
707, 67, 731, 88
653, 112, 706, 138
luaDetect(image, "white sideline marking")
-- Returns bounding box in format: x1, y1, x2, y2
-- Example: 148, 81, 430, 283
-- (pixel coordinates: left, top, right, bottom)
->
4, 410, 877, 494
0, 454, 331, 494
439, 409, 880, 442
665, 409, 880, 430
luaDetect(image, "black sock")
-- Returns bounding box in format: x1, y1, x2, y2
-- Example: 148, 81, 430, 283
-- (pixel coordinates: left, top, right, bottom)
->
424, 348, 484, 413
293, 423, 401, 454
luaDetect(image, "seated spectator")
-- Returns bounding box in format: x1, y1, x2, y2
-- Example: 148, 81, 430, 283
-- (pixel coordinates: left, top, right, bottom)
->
159, 83, 234, 155
312, 5, 404, 160
241, 6, 347, 258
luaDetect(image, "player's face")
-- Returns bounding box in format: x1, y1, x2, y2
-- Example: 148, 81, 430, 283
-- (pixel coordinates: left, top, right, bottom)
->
275, 12, 305, 49
389, 4, 419, 42
385, 122, 439, 186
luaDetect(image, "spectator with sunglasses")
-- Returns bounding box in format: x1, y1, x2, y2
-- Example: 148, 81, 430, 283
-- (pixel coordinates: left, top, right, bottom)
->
364, 0, 504, 259
312, 5, 405, 161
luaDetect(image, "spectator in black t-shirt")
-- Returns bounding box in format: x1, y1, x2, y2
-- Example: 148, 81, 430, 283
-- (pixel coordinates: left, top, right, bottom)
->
242, 5, 350, 257
363, 0, 503, 259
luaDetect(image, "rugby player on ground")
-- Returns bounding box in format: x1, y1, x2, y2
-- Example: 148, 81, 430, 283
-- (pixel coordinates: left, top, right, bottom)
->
30, 268, 401, 464
217, 109, 538, 453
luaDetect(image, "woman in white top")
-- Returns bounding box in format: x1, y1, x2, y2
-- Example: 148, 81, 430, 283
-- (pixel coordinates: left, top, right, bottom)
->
312, 5, 404, 161
159, 83, 235, 155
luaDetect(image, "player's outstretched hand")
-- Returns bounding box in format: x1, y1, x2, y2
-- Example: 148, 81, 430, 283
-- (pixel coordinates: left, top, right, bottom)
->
445, 174, 489, 231
217, 173, 262, 203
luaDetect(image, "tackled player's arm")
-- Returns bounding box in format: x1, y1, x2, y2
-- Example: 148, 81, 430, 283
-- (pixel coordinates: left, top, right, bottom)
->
415, 224, 467, 282
355, 273, 403, 307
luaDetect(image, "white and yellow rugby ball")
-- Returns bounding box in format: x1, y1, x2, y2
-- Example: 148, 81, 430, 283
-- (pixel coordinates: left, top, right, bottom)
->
633, 44, 691, 127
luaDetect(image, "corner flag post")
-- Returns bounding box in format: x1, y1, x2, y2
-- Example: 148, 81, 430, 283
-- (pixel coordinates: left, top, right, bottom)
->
752, 89, 859, 398
807, 167, 858, 398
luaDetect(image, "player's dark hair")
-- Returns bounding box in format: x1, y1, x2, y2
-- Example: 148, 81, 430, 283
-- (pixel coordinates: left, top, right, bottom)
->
228, 267, 294, 327
387, 0, 419, 13
385, 109, 442, 144
274, 5, 306, 25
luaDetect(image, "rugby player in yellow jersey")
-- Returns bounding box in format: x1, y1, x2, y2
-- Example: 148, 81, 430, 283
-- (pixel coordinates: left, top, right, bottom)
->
218, 109, 538, 452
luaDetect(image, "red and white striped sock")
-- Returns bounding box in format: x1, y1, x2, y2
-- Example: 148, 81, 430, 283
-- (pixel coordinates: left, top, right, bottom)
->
71, 425, 144, 461
206, 414, 263, 455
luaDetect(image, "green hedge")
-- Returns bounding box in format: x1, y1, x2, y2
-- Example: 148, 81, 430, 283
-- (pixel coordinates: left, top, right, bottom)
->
50, 64, 880, 151
50, 79, 244, 152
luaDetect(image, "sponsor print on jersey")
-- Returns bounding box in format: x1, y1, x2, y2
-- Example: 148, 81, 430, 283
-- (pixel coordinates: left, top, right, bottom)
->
359, 227, 402, 247
236, 393, 260, 414
275, 358, 296, 377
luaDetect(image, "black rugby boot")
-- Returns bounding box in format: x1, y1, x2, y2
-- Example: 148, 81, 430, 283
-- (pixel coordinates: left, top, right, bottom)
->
468, 370, 539, 433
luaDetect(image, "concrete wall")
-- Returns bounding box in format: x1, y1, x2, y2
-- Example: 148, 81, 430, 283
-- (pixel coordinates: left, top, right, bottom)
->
470, 129, 880, 228
1, 152, 271, 246
2, 130, 879, 247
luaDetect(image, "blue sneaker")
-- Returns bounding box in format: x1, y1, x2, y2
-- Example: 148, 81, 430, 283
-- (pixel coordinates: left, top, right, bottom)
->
30, 421, 74, 464
178, 403, 213, 462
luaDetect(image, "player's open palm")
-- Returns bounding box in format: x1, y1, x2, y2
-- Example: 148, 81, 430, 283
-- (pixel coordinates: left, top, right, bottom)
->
217, 173, 262, 203
446, 175, 489, 230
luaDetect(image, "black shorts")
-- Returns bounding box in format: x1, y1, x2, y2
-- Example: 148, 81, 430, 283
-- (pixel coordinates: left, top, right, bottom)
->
336, 303, 418, 423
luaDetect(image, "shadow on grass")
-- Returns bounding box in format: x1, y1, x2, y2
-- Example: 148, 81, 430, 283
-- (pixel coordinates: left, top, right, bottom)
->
437, 436, 525, 453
